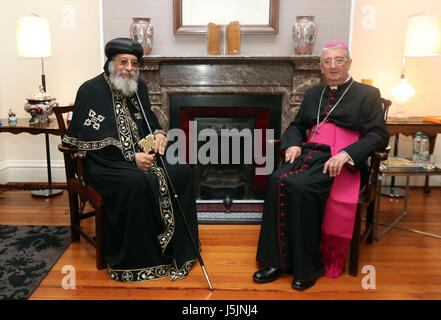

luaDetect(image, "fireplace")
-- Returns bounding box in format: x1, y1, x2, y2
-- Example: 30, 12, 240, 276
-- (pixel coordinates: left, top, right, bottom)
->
169, 94, 282, 202
140, 56, 322, 223
195, 116, 255, 200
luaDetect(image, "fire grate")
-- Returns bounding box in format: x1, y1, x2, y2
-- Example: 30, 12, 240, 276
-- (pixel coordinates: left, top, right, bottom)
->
196, 199, 264, 224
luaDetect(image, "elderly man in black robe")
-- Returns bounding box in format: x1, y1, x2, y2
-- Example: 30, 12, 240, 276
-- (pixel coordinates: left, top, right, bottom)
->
63, 38, 199, 282
253, 41, 389, 290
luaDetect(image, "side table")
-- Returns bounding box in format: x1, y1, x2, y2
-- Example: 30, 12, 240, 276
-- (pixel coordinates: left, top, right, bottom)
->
0, 118, 64, 197
386, 117, 441, 193
375, 165, 441, 240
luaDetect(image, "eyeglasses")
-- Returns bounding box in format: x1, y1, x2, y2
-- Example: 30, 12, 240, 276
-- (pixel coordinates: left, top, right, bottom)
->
115, 58, 139, 68
320, 57, 347, 66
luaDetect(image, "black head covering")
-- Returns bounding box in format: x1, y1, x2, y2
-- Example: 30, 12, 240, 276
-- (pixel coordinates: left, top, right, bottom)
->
103, 38, 143, 74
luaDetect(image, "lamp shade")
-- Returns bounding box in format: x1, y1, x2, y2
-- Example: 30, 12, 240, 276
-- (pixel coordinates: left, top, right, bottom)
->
16, 16, 51, 57
404, 15, 441, 56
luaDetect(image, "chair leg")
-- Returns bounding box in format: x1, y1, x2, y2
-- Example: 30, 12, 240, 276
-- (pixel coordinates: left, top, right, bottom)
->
95, 204, 106, 270
69, 192, 81, 242
349, 205, 362, 277
366, 202, 375, 244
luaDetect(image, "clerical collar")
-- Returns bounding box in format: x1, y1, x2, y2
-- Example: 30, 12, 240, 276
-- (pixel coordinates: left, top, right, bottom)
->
329, 76, 352, 91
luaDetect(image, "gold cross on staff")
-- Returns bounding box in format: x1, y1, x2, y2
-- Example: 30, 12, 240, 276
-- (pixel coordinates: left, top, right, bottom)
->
139, 134, 157, 154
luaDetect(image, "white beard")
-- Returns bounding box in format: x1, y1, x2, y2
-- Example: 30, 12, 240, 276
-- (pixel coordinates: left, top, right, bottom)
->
108, 61, 139, 97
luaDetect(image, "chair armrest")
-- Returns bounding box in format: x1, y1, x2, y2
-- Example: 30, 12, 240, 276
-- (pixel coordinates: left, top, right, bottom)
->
58, 143, 87, 158
372, 146, 390, 162
58, 143, 79, 154
364, 146, 390, 202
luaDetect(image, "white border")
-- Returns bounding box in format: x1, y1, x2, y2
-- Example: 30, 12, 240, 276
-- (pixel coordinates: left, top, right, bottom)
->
98, 0, 105, 68
348, 0, 356, 53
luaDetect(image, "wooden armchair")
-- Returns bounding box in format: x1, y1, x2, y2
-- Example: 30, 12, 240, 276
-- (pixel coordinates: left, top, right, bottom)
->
348, 147, 388, 276
347, 98, 391, 276
54, 105, 106, 270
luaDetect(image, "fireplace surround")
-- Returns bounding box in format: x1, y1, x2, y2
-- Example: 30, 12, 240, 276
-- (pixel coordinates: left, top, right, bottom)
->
139, 56, 322, 223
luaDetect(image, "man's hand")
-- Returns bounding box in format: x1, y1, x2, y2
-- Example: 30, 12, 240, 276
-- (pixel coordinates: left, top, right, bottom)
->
323, 152, 349, 177
135, 152, 156, 172
154, 133, 168, 155
285, 146, 301, 163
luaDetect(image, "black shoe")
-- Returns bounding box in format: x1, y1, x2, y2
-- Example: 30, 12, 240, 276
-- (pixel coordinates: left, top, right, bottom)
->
253, 267, 284, 283
291, 278, 317, 291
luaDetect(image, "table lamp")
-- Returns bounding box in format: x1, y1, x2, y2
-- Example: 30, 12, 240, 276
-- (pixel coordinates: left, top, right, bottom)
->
385, 14, 441, 198
15, 15, 62, 198
16, 14, 52, 93
391, 14, 441, 118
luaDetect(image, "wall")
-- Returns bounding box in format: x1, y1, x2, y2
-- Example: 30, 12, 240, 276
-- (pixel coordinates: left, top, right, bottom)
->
2, 0, 439, 187
102, 0, 351, 56
351, 0, 441, 186
0, 0, 102, 183
1, 0, 351, 184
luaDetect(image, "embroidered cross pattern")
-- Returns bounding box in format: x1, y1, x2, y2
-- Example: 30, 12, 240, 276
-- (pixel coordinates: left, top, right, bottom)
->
83, 109, 105, 130
139, 134, 157, 154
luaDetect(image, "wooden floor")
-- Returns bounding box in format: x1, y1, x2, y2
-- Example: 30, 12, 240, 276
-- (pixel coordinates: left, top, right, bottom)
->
1, 187, 440, 300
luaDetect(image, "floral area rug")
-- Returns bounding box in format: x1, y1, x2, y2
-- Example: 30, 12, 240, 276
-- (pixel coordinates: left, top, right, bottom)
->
0, 225, 71, 300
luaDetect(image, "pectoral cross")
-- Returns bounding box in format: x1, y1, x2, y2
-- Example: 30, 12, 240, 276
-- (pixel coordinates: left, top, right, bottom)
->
139, 134, 157, 154
310, 128, 320, 141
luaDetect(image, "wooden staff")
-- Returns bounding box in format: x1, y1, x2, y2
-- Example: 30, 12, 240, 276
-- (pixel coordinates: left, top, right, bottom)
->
135, 92, 213, 291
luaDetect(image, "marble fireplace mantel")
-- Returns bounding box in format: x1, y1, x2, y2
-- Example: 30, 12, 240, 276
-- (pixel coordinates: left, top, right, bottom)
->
139, 55, 322, 132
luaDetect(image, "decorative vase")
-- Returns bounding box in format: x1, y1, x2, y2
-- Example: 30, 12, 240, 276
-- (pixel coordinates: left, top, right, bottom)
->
130, 17, 153, 55
24, 87, 57, 125
293, 16, 318, 55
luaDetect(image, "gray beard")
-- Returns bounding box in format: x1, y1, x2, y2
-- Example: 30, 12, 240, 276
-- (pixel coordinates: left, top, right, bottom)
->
108, 61, 139, 97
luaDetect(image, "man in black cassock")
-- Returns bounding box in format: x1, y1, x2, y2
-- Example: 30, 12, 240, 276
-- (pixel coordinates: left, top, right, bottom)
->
63, 38, 199, 282
253, 42, 389, 290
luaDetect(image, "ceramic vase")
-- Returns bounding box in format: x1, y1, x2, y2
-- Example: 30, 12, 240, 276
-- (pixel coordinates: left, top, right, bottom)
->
293, 16, 318, 55
24, 87, 57, 124
130, 17, 153, 55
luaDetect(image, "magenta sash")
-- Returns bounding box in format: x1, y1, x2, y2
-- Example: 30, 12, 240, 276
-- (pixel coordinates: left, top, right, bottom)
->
307, 122, 361, 278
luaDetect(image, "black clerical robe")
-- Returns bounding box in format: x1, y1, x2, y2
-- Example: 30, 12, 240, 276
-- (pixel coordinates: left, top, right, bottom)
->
256, 79, 389, 280
63, 73, 199, 282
